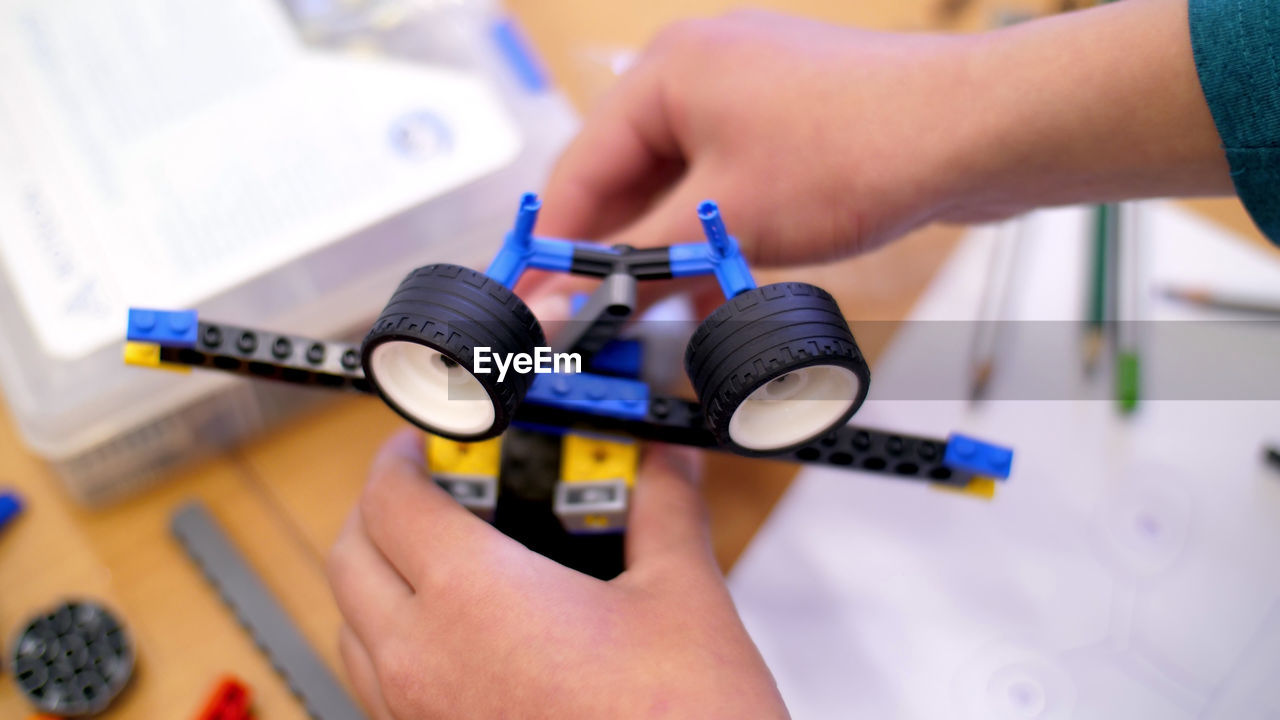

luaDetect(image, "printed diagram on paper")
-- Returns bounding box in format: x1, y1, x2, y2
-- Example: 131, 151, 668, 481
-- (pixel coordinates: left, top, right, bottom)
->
0, 0, 522, 359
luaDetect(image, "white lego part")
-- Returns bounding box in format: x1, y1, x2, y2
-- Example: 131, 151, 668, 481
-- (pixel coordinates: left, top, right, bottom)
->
369, 341, 496, 437
727, 365, 861, 451
553, 478, 629, 534
435, 475, 498, 522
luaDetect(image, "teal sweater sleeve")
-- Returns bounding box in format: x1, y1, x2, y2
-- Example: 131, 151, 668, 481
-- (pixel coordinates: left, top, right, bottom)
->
1189, 0, 1280, 243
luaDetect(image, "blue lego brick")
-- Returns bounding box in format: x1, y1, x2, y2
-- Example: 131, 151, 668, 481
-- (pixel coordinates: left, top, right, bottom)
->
525, 372, 649, 421
0, 490, 22, 532
944, 434, 1014, 479
588, 339, 643, 379
127, 308, 198, 347
490, 18, 549, 92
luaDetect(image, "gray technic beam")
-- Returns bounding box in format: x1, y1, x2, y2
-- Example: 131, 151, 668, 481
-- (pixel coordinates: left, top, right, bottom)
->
171, 502, 367, 720
552, 272, 636, 360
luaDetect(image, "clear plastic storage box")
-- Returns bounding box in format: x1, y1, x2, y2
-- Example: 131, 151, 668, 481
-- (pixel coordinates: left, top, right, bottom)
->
0, 0, 577, 503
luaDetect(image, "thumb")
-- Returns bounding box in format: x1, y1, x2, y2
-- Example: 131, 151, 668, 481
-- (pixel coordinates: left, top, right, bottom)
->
624, 444, 717, 575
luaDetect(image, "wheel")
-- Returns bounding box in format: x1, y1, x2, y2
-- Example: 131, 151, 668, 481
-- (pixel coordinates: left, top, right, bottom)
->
362, 264, 545, 440
685, 282, 870, 455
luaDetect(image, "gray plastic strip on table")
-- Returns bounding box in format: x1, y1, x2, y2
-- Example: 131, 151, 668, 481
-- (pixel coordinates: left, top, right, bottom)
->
171, 501, 367, 720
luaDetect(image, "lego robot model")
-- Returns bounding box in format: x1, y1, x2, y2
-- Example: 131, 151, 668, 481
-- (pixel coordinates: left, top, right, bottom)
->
360, 194, 868, 455
126, 193, 1012, 577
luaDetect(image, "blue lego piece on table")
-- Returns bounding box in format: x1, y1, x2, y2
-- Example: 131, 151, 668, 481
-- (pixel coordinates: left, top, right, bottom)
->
944, 434, 1014, 479
127, 308, 198, 347
0, 490, 23, 532
525, 372, 649, 421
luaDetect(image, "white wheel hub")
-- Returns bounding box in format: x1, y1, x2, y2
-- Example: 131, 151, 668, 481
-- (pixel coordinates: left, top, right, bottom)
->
369, 341, 495, 436
727, 364, 861, 451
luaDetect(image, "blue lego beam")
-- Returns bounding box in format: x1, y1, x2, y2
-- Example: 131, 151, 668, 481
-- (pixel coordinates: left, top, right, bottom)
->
944, 434, 1014, 479
485, 194, 757, 296
486, 193, 576, 287
127, 308, 199, 347
669, 201, 756, 298
524, 372, 649, 421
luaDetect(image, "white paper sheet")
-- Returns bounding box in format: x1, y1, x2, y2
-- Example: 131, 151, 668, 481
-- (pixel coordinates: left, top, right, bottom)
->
728, 204, 1280, 719
0, 0, 522, 359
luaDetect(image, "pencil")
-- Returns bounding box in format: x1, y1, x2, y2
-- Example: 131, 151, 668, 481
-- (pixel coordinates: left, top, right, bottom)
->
969, 218, 1026, 402
1114, 203, 1142, 414
1162, 286, 1280, 317
1083, 203, 1115, 375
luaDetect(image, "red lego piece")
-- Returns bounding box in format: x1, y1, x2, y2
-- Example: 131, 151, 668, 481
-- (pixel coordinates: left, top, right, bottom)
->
195, 676, 252, 720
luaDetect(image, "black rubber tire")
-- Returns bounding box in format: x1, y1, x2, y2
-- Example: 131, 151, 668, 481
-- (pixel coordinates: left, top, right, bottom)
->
684, 282, 870, 456
362, 264, 545, 440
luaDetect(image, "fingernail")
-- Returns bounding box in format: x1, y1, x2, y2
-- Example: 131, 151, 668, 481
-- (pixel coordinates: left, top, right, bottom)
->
525, 293, 572, 325
646, 444, 704, 487
371, 428, 427, 477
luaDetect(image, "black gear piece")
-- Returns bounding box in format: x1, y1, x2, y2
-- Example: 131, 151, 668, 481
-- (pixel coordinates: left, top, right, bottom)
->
11, 600, 135, 717
685, 282, 871, 456
362, 264, 545, 441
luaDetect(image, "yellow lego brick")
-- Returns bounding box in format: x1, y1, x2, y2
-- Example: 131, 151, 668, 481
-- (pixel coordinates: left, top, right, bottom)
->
124, 341, 160, 367
560, 433, 639, 486
426, 434, 502, 477
123, 341, 190, 373
932, 476, 997, 500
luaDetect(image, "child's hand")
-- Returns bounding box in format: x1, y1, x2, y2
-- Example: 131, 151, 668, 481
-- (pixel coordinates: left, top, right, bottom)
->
536, 11, 979, 266
524, 2, 1226, 309
327, 430, 788, 720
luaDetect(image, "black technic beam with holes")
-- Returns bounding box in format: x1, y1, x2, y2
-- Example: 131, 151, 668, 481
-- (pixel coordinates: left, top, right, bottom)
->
156, 323, 973, 487
787, 425, 976, 487
515, 393, 977, 487
158, 322, 370, 393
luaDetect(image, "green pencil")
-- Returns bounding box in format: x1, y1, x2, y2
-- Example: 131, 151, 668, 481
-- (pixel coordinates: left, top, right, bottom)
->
1114, 203, 1142, 414
1083, 204, 1114, 375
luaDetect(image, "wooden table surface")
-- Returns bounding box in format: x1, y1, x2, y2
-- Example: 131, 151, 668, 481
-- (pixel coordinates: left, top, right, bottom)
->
0, 0, 1265, 717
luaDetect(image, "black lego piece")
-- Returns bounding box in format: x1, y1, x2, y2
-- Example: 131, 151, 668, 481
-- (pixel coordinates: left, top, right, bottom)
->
788, 425, 977, 487
150, 322, 970, 486
11, 600, 135, 717
494, 426, 625, 579
685, 282, 871, 455
161, 321, 369, 392
362, 263, 546, 440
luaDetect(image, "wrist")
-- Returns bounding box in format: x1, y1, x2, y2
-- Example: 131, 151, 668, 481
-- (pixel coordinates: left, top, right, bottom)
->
937, 0, 1231, 219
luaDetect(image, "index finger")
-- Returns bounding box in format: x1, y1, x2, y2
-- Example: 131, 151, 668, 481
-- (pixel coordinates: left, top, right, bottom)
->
538, 50, 685, 241
359, 429, 497, 586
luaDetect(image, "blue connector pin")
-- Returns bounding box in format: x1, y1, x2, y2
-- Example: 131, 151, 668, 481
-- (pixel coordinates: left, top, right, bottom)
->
698, 200, 731, 256
512, 192, 541, 250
